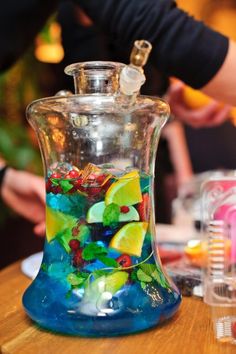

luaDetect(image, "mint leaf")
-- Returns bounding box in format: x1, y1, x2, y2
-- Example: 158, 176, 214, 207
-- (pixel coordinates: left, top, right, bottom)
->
78, 224, 91, 245
82, 242, 107, 261
103, 203, 120, 227
140, 281, 146, 290
59, 180, 73, 192
97, 255, 119, 268
67, 273, 85, 286
139, 263, 156, 276
130, 270, 138, 282
139, 263, 170, 288
137, 269, 152, 283
67, 271, 89, 287
151, 269, 161, 283
41, 263, 47, 272
51, 178, 60, 186
57, 228, 73, 253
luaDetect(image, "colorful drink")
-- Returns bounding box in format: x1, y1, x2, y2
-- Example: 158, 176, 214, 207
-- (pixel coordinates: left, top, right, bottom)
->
23, 163, 180, 335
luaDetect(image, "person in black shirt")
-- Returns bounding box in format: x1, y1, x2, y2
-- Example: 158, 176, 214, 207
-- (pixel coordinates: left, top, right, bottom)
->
0, 0, 236, 110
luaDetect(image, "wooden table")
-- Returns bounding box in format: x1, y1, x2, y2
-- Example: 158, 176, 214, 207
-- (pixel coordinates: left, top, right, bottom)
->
0, 261, 234, 354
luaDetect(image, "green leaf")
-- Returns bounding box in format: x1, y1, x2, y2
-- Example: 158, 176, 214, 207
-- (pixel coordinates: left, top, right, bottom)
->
140, 281, 147, 290
103, 203, 120, 227
139, 263, 170, 288
137, 269, 153, 283
65, 290, 72, 299
59, 180, 74, 192
159, 273, 170, 288
67, 273, 85, 286
130, 270, 138, 282
97, 255, 119, 268
82, 242, 107, 261
77, 224, 91, 246
151, 269, 161, 283
40, 263, 47, 272
51, 178, 60, 186
57, 228, 73, 253
139, 263, 156, 276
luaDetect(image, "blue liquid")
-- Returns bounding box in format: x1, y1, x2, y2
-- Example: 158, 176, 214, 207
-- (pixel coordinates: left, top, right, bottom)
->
23, 173, 181, 336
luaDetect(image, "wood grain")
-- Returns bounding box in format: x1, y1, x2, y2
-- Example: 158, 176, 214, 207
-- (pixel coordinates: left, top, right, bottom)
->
0, 262, 234, 354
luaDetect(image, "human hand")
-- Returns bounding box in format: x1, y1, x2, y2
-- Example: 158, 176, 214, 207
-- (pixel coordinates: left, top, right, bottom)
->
166, 81, 232, 128
1, 168, 45, 236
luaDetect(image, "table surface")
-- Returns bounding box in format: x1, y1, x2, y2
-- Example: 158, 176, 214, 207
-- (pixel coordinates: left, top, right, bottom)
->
0, 261, 235, 354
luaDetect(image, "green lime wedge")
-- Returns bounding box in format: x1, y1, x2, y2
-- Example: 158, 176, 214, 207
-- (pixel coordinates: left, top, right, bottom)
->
86, 201, 140, 223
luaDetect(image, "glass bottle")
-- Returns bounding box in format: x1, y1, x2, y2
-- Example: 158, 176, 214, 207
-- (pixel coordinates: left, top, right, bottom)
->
23, 41, 181, 336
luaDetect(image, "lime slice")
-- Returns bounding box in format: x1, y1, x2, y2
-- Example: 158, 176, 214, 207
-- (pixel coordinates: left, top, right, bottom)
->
105, 170, 142, 206
46, 206, 77, 242
86, 201, 140, 223
109, 222, 148, 257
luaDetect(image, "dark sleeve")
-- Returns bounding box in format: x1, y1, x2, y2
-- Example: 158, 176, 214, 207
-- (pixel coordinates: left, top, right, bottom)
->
0, 0, 59, 72
77, 0, 229, 89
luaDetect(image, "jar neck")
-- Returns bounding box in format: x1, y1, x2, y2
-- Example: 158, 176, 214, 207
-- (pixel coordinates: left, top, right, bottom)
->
64, 61, 124, 94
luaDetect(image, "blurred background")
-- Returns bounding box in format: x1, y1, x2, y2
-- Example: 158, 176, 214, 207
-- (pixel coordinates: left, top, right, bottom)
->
1, 0, 236, 269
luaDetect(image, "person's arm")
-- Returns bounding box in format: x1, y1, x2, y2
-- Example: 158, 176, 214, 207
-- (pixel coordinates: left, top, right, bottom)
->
162, 120, 193, 187
166, 80, 232, 128
0, 159, 45, 236
77, 0, 236, 104
202, 40, 236, 104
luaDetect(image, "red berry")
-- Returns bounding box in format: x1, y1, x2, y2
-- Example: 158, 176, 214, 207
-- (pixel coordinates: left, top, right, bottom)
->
116, 254, 132, 268
46, 179, 52, 193
66, 170, 81, 179
73, 178, 86, 192
96, 174, 106, 185
137, 193, 150, 221
69, 239, 80, 252
50, 172, 62, 179
87, 174, 96, 184
51, 185, 63, 194
72, 226, 80, 236
73, 248, 84, 267
88, 187, 102, 196
231, 321, 236, 339
78, 218, 86, 225
120, 206, 130, 214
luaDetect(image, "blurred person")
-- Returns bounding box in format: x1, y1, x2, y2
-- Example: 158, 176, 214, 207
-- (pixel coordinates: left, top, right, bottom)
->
1, 0, 236, 116
166, 0, 236, 173
0, 159, 45, 236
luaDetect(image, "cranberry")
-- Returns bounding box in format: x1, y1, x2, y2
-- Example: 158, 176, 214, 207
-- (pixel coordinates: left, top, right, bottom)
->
51, 185, 63, 194
96, 174, 107, 185
69, 239, 80, 252
73, 248, 84, 267
87, 174, 96, 184
78, 218, 86, 225
73, 178, 85, 192
72, 226, 80, 236
116, 254, 132, 268
88, 187, 102, 196
50, 172, 62, 179
46, 179, 52, 193
66, 170, 81, 179
120, 206, 130, 214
